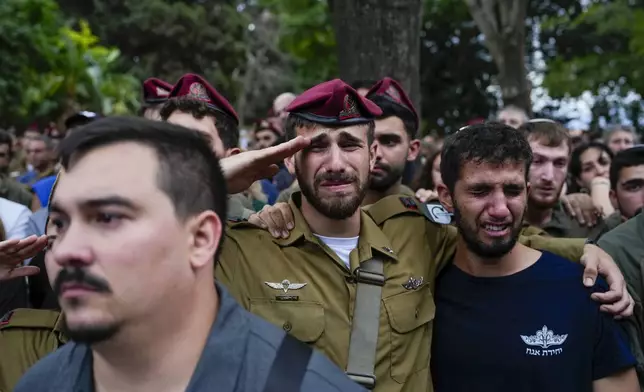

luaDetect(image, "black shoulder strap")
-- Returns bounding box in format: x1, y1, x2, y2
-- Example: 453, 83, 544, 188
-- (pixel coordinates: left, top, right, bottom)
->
263, 333, 313, 392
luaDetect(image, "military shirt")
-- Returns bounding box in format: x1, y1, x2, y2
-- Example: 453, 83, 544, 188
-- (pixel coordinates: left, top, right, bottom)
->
217, 192, 435, 392
13, 284, 363, 392
532, 203, 610, 241
598, 212, 644, 389
0, 309, 66, 392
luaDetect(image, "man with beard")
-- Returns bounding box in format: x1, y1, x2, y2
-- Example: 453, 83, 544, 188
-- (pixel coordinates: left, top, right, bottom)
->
519, 120, 610, 240
216, 79, 441, 391
431, 122, 638, 392
216, 81, 635, 392
140, 77, 172, 120
276, 77, 423, 208
12, 117, 362, 392
362, 77, 421, 206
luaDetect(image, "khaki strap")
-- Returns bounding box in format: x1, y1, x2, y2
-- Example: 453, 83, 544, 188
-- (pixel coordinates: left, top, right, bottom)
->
346, 257, 384, 390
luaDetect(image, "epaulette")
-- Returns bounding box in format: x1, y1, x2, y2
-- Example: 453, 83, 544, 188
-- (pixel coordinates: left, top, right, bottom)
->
520, 224, 549, 237
0, 309, 62, 332
365, 195, 452, 226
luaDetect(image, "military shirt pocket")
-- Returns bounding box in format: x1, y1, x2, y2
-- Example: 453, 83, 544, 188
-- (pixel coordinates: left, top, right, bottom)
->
383, 284, 435, 383
250, 300, 325, 343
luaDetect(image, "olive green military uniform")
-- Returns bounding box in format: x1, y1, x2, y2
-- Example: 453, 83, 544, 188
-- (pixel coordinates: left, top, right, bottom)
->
0, 309, 66, 392
598, 212, 644, 389
0, 174, 33, 208
534, 203, 610, 241
218, 192, 435, 392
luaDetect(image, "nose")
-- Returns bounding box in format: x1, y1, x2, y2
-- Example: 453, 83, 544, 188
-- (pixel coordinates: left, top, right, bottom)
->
49, 224, 94, 269
539, 162, 555, 182
325, 144, 347, 173
487, 191, 511, 220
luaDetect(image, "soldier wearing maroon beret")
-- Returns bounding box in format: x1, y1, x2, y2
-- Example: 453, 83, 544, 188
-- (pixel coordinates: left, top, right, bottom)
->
160, 74, 240, 158
362, 77, 422, 204
140, 78, 172, 121
253, 118, 284, 150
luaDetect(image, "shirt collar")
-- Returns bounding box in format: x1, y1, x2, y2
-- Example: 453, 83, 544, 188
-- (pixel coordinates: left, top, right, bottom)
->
274, 191, 398, 263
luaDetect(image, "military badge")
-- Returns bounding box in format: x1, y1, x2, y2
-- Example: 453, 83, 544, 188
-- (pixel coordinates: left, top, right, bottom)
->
427, 203, 452, 224
188, 82, 210, 101
402, 276, 424, 290
156, 86, 169, 97
0, 310, 13, 326
339, 95, 360, 120
265, 279, 307, 301
399, 196, 418, 211
385, 85, 402, 103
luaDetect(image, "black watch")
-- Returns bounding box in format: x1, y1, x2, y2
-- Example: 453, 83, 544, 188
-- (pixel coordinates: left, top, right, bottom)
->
584, 238, 595, 245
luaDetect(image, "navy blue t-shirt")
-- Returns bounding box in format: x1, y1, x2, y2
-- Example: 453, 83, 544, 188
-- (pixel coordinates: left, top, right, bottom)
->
431, 251, 635, 392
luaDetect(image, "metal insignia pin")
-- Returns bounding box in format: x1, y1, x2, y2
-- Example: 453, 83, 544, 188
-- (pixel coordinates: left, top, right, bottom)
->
402, 276, 424, 290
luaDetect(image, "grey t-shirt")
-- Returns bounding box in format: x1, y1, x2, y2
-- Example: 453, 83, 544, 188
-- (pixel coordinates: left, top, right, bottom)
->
14, 284, 364, 392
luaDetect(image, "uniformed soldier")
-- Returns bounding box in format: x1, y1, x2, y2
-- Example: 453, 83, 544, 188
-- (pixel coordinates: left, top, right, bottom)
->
160, 73, 255, 220
216, 80, 633, 392
361, 77, 421, 206
518, 120, 610, 240
0, 309, 65, 392
140, 77, 172, 121
599, 210, 644, 388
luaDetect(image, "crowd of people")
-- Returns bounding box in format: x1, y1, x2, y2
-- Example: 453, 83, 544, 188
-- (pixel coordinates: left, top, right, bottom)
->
0, 72, 642, 391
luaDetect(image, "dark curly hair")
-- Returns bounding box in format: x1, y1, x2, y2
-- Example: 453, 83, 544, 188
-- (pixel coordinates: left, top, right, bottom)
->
441, 122, 533, 193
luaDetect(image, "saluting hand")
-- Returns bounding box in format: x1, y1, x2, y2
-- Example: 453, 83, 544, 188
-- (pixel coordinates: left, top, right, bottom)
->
0, 235, 47, 281
220, 136, 310, 195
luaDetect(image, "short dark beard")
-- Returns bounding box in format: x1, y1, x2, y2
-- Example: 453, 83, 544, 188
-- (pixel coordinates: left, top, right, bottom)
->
296, 164, 367, 220
453, 202, 523, 259
62, 319, 120, 344
369, 162, 405, 192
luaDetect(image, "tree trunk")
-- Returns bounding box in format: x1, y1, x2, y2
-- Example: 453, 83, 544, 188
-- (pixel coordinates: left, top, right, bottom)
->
465, 0, 532, 115
330, 0, 423, 120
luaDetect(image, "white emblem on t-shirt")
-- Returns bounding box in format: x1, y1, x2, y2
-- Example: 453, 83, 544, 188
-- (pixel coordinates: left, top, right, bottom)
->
521, 325, 568, 356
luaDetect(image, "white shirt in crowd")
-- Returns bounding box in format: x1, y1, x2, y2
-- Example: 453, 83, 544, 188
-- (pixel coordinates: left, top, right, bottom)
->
0, 197, 32, 240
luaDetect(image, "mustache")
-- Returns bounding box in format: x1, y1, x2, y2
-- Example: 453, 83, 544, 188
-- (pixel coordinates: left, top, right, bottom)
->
53, 267, 112, 296
372, 162, 390, 172
315, 172, 357, 185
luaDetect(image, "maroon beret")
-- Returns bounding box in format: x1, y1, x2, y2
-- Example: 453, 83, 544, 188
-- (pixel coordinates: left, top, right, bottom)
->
366, 77, 418, 125
168, 73, 239, 125
142, 78, 172, 105
286, 79, 382, 125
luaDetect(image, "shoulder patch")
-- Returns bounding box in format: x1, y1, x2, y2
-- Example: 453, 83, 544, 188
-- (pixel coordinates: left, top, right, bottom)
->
0, 309, 61, 331
0, 310, 13, 326
424, 203, 452, 224
399, 196, 418, 211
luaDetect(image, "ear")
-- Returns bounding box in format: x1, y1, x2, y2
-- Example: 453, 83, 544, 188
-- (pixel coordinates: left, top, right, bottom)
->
369, 143, 378, 171
437, 183, 454, 213
284, 155, 295, 175
609, 189, 619, 210
407, 139, 421, 162
225, 148, 241, 157
187, 211, 222, 270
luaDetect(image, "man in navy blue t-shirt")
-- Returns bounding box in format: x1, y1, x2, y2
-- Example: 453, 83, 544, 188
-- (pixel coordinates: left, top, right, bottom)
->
431, 122, 639, 392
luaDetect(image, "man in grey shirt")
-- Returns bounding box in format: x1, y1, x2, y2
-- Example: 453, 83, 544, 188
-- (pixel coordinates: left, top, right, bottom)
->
15, 117, 361, 392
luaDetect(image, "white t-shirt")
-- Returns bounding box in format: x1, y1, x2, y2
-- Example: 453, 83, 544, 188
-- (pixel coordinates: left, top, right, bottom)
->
0, 197, 32, 240
313, 234, 359, 269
